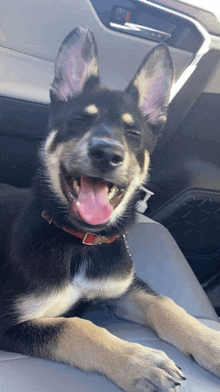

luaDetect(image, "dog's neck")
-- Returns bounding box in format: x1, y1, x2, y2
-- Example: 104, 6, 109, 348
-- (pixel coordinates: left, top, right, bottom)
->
41, 210, 119, 245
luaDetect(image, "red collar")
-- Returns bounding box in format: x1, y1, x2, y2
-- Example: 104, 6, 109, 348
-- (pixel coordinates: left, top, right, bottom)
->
41, 210, 119, 245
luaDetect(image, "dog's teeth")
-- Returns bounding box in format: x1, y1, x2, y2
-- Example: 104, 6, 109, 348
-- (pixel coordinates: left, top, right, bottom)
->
108, 186, 117, 200
68, 191, 75, 199
73, 180, 80, 194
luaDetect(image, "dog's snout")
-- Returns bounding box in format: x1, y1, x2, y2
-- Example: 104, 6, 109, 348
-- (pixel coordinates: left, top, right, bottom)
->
89, 137, 124, 171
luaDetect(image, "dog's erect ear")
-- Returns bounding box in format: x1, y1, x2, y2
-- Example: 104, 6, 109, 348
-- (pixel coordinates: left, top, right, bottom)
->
50, 27, 99, 102
126, 44, 174, 127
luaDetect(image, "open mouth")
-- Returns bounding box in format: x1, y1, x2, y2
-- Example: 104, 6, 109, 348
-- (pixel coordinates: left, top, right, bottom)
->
61, 167, 124, 226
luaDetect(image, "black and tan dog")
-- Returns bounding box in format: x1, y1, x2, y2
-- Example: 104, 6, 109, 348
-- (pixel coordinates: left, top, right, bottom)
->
0, 27, 220, 392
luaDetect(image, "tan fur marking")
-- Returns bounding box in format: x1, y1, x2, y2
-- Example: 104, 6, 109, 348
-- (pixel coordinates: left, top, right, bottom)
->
109, 150, 150, 226
122, 113, 134, 126
43, 130, 58, 154
86, 57, 98, 80
53, 317, 123, 372
115, 290, 220, 378
41, 130, 68, 204
52, 317, 184, 390
84, 104, 99, 115
147, 296, 220, 377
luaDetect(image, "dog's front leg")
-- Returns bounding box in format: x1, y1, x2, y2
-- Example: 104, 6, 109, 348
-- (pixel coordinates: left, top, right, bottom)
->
110, 278, 220, 378
4, 316, 184, 392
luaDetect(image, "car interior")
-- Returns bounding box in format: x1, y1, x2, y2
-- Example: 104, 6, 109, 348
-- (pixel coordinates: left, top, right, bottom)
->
0, 0, 220, 391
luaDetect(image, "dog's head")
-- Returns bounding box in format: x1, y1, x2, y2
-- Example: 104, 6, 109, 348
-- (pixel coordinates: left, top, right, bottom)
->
41, 27, 173, 233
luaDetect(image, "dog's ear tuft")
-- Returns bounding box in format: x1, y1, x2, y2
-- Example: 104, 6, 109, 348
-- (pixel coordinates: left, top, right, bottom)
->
50, 27, 99, 102
125, 44, 174, 128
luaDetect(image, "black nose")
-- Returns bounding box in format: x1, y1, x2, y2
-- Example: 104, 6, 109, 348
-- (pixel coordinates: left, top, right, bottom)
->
89, 137, 124, 171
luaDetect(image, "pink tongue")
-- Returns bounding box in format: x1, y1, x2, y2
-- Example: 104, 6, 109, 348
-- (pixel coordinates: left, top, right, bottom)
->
74, 175, 113, 225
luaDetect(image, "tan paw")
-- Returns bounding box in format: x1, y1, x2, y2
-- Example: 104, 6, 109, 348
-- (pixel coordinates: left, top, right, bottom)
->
108, 342, 185, 392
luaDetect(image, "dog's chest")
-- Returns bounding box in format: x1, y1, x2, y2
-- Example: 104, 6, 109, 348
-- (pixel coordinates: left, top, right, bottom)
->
16, 269, 133, 323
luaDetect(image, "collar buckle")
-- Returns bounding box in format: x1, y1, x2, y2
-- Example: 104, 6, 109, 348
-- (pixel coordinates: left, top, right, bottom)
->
82, 233, 119, 245
82, 233, 98, 245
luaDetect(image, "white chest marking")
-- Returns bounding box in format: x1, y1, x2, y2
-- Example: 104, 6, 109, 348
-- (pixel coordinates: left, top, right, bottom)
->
16, 270, 134, 323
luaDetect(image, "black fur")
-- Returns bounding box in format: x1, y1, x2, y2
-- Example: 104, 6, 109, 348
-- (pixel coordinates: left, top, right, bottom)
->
3, 321, 64, 357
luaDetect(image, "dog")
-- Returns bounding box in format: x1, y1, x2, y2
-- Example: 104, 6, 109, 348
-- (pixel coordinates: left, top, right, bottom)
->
0, 27, 220, 392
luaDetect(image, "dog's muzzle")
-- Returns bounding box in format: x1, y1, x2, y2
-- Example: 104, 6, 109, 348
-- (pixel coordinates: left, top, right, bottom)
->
60, 129, 126, 226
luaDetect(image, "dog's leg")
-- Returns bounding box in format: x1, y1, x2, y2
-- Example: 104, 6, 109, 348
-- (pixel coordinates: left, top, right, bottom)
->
4, 316, 184, 392
110, 278, 220, 378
